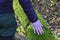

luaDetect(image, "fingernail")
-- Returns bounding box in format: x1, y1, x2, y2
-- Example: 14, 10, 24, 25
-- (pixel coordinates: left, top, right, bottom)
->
34, 31, 36, 33
38, 33, 39, 35
40, 32, 42, 35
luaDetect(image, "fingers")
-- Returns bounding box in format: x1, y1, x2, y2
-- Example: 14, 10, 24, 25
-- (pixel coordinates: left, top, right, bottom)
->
32, 25, 40, 35
32, 26, 36, 33
33, 25, 40, 35
38, 26, 44, 35
41, 26, 44, 33
38, 27, 43, 35
33, 25, 44, 35
35, 26, 40, 35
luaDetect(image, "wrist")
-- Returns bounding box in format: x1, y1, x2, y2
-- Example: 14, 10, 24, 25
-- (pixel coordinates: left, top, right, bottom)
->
32, 20, 39, 23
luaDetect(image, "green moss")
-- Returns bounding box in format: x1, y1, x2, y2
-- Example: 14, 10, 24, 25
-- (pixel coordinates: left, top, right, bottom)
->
13, 0, 29, 27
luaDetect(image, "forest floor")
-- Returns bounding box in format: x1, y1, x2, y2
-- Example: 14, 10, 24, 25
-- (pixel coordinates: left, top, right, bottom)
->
38, 2, 60, 39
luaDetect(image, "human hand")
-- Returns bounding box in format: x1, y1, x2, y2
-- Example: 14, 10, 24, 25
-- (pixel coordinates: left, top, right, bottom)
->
32, 20, 44, 35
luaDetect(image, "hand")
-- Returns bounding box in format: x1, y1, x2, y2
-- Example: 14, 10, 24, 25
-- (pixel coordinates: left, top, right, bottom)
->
32, 20, 44, 35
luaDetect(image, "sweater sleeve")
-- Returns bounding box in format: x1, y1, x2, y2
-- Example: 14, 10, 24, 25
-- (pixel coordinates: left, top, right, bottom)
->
19, 0, 38, 23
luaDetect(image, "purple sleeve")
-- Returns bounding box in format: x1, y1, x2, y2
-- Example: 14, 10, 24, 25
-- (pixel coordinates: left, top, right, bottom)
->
19, 0, 38, 23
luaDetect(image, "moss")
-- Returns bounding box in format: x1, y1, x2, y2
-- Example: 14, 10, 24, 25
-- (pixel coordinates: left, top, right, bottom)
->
13, 0, 29, 27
